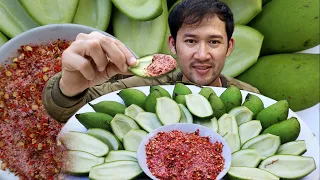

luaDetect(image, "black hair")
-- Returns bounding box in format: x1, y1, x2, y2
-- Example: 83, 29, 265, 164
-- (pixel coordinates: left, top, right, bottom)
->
168, 0, 234, 42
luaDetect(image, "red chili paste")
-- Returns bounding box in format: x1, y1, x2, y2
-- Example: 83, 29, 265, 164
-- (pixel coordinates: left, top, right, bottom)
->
0, 40, 70, 180
146, 54, 177, 77
145, 129, 225, 180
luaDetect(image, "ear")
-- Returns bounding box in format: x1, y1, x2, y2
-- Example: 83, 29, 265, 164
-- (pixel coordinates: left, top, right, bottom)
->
168, 35, 177, 55
226, 37, 235, 57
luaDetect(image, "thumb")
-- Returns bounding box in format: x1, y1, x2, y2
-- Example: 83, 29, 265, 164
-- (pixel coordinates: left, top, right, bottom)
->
127, 57, 139, 67
114, 40, 139, 67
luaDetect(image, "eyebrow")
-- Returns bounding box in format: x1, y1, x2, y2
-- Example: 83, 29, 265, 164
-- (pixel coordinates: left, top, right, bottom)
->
183, 33, 224, 39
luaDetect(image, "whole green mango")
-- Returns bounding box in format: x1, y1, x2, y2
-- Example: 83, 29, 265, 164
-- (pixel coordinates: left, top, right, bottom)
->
237, 53, 319, 111
262, 117, 300, 144
249, 0, 319, 55
256, 100, 289, 130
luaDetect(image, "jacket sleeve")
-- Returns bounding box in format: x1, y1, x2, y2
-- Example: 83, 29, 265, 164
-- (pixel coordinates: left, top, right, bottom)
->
42, 72, 176, 122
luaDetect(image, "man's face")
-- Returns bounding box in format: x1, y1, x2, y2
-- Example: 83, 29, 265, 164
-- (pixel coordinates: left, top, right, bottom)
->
169, 15, 234, 86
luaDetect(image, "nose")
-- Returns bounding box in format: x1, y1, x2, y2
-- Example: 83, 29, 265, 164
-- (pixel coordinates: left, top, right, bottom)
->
194, 42, 210, 61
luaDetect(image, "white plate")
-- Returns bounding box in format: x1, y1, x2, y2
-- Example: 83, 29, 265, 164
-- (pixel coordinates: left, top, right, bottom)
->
58, 85, 319, 180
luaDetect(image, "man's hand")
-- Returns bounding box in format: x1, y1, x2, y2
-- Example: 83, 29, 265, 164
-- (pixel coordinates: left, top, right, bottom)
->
59, 31, 138, 97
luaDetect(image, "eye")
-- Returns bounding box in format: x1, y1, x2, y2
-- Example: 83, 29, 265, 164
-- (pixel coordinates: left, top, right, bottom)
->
185, 39, 196, 44
210, 40, 220, 44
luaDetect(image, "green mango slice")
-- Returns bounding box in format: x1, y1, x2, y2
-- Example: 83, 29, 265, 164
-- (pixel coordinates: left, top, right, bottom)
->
159, 0, 181, 58
0, 0, 38, 38
72, 0, 112, 31
128, 54, 177, 78
111, 0, 163, 21
221, 0, 262, 25
0, 31, 8, 47
19, 0, 79, 25
113, 0, 168, 57
160, 24, 176, 58
222, 25, 264, 77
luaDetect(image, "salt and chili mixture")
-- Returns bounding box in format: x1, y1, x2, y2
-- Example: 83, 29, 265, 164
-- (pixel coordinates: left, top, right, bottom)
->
0, 40, 70, 180
146, 54, 177, 77
146, 129, 225, 180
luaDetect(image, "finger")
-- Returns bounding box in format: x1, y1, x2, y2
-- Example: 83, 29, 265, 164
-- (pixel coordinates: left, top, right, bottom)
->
113, 39, 138, 67
75, 33, 90, 40
99, 37, 128, 72
87, 32, 138, 67
105, 63, 133, 78
75, 31, 105, 40
63, 51, 95, 80
70, 40, 108, 72
75, 32, 137, 71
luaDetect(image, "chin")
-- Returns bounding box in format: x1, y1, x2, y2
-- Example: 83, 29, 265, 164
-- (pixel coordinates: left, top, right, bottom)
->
190, 76, 214, 86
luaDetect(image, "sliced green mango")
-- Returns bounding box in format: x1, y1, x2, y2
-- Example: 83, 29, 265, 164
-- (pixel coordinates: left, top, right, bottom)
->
0, 31, 8, 47
237, 53, 320, 111
160, 0, 181, 58
19, 0, 79, 25
228, 167, 279, 180
259, 155, 316, 179
0, 0, 38, 38
248, 0, 320, 55
111, 0, 163, 21
128, 54, 177, 78
113, 0, 168, 57
222, 25, 264, 77
221, 0, 262, 25
72, 0, 112, 31
160, 24, 176, 58
160, 0, 181, 59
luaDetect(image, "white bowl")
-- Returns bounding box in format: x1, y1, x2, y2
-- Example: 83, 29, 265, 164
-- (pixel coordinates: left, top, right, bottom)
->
0, 23, 137, 64
137, 123, 232, 180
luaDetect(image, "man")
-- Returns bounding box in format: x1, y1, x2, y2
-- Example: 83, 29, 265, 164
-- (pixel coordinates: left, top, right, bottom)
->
43, 0, 259, 122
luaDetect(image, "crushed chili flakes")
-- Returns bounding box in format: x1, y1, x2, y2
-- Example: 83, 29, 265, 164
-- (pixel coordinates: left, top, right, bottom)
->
0, 39, 71, 180
146, 129, 225, 180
